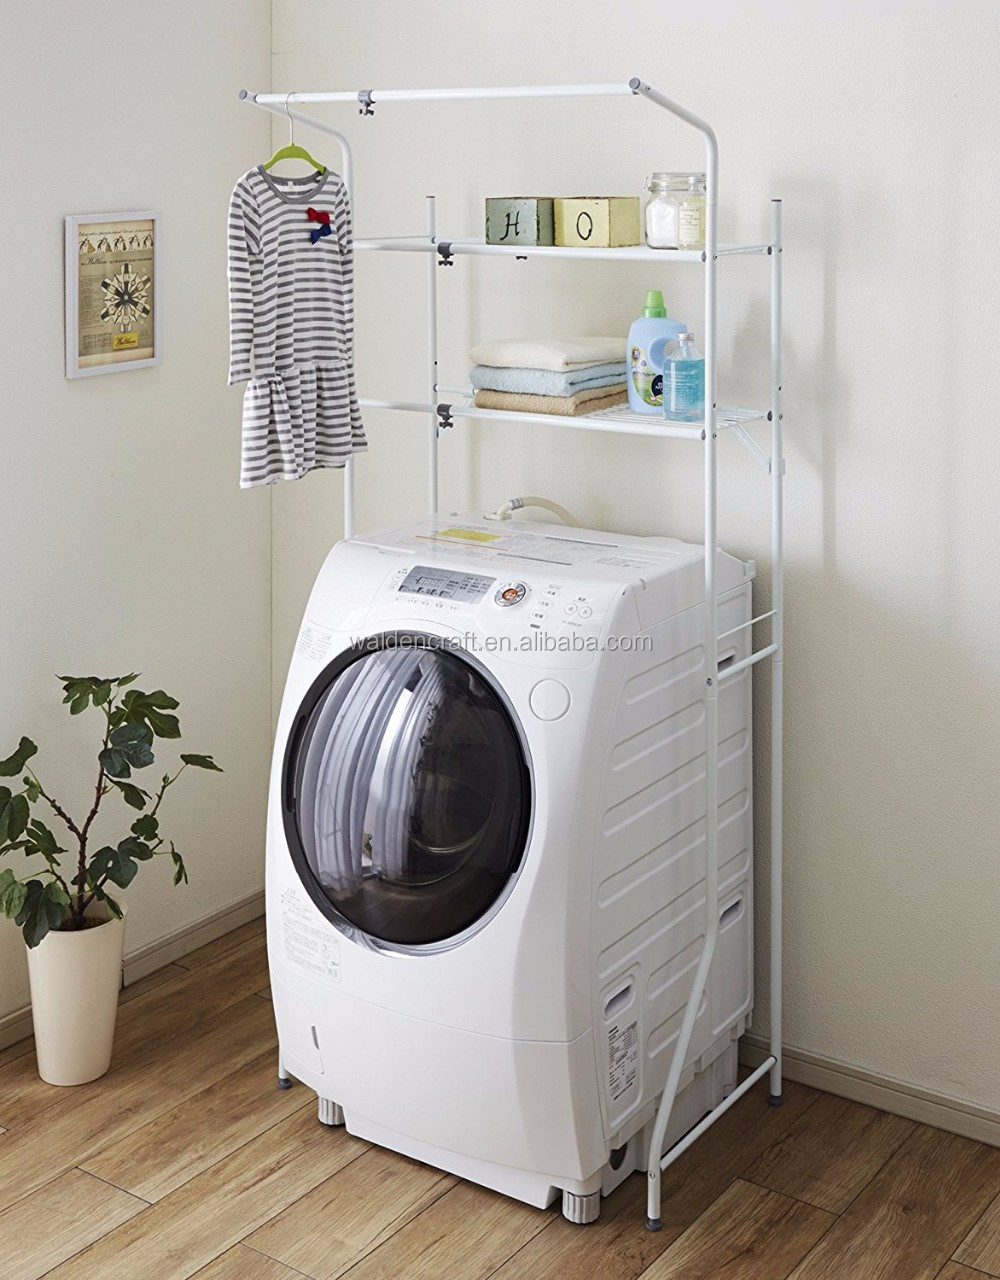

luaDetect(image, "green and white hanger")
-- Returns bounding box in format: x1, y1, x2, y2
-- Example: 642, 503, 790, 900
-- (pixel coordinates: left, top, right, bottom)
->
263, 93, 324, 171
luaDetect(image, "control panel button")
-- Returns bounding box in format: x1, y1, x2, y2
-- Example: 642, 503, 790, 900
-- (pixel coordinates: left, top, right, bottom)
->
495, 581, 527, 607
529, 679, 571, 721
563, 602, 578, 616
578, 605, 593, 619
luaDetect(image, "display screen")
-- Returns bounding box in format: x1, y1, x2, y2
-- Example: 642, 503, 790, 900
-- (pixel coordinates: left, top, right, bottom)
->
399, 565, 495, 602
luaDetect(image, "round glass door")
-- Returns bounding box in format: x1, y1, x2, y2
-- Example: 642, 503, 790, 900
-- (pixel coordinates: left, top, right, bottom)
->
283, 635, 532, 947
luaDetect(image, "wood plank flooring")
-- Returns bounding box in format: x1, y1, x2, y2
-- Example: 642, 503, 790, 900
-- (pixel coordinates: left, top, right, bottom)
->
1, 915, 998, 1279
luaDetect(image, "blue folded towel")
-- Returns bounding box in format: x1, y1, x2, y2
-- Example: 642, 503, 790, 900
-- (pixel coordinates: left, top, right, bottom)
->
470, 362, 627, 397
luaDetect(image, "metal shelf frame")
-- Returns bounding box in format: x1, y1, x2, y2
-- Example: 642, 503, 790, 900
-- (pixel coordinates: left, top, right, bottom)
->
240, 76, 784, 1233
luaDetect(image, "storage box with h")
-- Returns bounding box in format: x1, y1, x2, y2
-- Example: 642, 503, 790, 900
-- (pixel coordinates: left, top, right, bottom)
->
485, 198, 555, 247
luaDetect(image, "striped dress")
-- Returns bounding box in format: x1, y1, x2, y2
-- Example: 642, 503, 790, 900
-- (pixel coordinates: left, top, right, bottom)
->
227, 166, 366, 488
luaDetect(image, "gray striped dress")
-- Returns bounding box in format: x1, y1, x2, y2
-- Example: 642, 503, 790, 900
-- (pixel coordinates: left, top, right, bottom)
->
227, 166, 366, 488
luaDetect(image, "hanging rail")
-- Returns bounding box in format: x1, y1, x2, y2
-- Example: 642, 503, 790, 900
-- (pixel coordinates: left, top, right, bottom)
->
239, 77, 784, 1235
241, 83, 633, 108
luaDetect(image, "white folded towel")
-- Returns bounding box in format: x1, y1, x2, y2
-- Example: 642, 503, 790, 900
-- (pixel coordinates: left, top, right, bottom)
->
469, 336, 625, 372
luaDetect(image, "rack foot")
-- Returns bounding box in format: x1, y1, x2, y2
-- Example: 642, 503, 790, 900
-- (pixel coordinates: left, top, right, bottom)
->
769, 1092, 784, 1107
277, 1075, 292, 1090
562, 1189, 600, 1224
645, 1217, 662, 1232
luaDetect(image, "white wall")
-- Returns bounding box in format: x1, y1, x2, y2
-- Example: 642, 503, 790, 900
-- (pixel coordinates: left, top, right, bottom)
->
0, 3, 273, 1021
270, 2, 1000, 1112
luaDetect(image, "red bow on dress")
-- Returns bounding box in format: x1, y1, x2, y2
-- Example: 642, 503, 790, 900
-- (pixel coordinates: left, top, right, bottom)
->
306, 207, 332, 244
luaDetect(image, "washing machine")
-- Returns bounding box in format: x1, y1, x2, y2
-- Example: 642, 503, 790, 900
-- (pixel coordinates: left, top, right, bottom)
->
266, 512, 755, 1222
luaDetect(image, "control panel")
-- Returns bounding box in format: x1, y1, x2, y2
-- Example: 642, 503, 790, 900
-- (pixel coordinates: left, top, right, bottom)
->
398, 564, 495, 602
368, 561, 621, 669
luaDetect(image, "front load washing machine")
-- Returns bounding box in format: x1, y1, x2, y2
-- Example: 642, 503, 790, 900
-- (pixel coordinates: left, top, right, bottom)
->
266, 513, 755, 1222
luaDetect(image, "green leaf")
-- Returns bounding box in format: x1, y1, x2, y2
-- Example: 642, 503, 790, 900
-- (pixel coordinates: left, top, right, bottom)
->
58, 677, 92, 705
117, 835, 154, 862
109, 723, 155, 770
0, 737, 38, 777
0, 868, 28, 920
120, 689, 182, 742
23, 776, 40, 803
144, 690, 180, 711
13, 878, 40, 925
58, 675, 122, 711
146, 710, 181, 739
16, 879, 64, 948
116, 782, 148, 810
170, 844, 189, 886
180, 753, 223, 773
131, 813, 159, 840
2, 794, 30, 842
45, 881, 70, 907
98, 748, 131, 780
116, 673, 140, 687
89, 843, 139, 889
25, 819, 62, 861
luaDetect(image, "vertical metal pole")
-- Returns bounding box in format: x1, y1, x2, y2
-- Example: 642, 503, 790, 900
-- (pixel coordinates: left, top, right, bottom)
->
768, 199, 784, 1103
427, 195, 439, 516
341, 134, 356, 540
645, 124, 720, 1233
343, 462, 356, 540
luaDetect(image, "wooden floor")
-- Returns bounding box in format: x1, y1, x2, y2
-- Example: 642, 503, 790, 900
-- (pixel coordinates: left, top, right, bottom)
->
3, 920, 1000, 1280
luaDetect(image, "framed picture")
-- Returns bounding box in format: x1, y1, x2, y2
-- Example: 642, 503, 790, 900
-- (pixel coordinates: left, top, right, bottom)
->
65, 211, 161, 377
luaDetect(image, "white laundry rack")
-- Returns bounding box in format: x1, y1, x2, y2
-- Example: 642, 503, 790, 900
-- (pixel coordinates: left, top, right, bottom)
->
239, 76, 784, 1232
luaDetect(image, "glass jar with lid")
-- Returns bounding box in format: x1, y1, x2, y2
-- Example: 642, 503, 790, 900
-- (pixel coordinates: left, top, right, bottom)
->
644, 172, 684, 249
644, 172, 707, 250
677, 174, 707, 250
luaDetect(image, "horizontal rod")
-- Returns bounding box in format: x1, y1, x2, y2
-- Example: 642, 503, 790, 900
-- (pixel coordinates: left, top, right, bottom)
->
241, 83, 632, 106
358, 397, 434, 414
716, 244, 773, 257
718, 642, 779, 681
717, 609, 775, 642
659, 1057, 776, 1172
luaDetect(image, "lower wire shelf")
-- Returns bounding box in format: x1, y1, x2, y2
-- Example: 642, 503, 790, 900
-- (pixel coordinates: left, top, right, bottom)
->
358, 395, 768, 441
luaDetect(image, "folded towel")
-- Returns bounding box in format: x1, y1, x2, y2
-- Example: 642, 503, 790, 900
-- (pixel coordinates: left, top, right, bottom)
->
470, 362, 626, 397
474, 385, 628, 417
470, 336, 625, 372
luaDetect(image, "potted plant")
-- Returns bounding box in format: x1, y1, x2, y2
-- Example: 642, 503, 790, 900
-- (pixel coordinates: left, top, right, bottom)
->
0, 673, 221, 1085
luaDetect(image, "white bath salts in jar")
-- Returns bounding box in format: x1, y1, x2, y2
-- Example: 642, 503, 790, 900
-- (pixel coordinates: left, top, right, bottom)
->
644, 172, 680, 248
644, 172, 707, 250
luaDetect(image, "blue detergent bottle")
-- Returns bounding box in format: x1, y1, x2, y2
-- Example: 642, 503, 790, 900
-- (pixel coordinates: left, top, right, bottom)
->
627, 290, 688, 415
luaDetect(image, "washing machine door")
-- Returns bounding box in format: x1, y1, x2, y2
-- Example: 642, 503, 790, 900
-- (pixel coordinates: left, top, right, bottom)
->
282, 633, 532, 948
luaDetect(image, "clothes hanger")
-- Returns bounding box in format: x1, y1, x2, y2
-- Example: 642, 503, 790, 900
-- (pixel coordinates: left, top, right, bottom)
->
263, 94, 325, 172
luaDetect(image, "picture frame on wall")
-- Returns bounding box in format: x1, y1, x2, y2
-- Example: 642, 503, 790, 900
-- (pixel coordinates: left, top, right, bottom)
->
65, 211, 161, 378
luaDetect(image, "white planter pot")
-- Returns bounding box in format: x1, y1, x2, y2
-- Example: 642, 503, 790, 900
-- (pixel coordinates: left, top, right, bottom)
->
25, 903, 126, 1086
